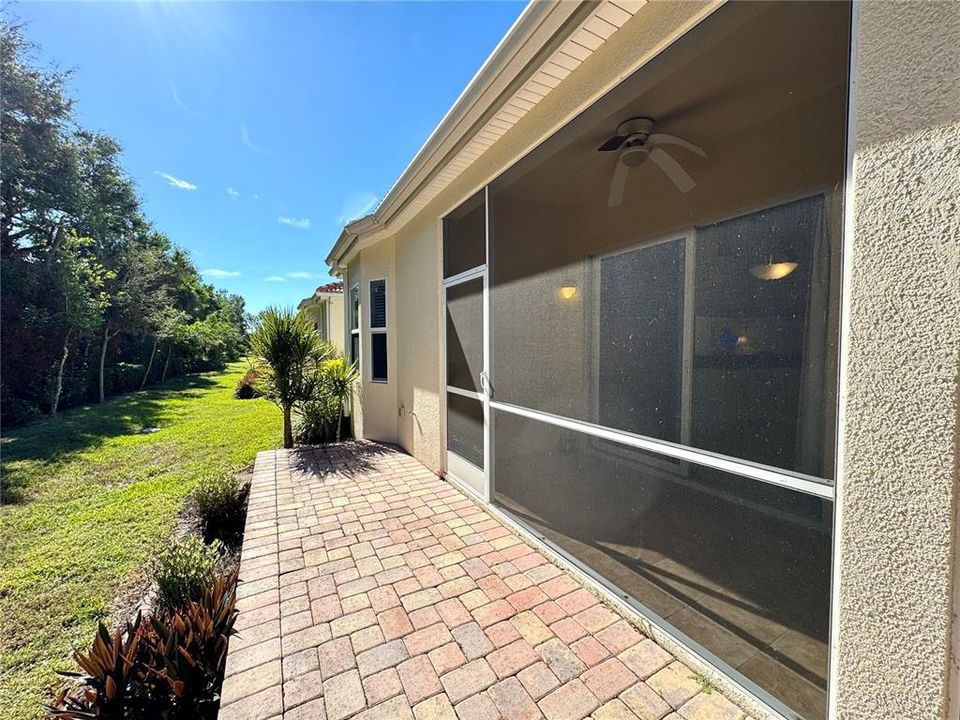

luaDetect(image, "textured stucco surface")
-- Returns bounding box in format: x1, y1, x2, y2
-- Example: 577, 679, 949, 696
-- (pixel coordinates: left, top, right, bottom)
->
395, 212, 442, 471
355, 239, 398, 444
833, 2, 960, 719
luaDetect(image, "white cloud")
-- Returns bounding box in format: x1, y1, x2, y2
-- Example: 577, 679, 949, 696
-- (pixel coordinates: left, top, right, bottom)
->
227, 187, 239, 198
155, 171, 197, 190
240, 122, 274, 157
201, 268, 241, 278
262, 275, 287, 282
336, 192, 379, 226
278, 216, 311, 230
285, 271, 318, 279
170, 81, 196, 114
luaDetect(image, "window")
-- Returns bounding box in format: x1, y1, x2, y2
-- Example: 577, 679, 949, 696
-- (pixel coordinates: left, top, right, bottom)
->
349, 283, 360, 365
486, 2, 851, 717
317, 303, 328, 341
369, 279, 387, 382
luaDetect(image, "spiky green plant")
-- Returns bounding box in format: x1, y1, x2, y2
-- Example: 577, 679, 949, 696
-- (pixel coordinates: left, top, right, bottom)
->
321, 358, 359, 442
247, 307, 331, 448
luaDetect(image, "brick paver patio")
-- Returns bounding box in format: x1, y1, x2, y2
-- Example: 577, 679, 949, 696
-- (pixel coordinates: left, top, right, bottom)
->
220, 442, 752, 720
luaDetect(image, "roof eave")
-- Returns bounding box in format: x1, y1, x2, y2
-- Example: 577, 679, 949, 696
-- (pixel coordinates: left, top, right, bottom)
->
325, 0, 591, 270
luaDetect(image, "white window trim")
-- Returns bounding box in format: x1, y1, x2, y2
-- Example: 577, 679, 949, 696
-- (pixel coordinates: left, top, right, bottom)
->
368, 278, 388, 384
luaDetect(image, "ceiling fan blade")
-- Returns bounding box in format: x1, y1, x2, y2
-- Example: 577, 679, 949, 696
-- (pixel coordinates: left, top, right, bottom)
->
607, 157, 630, 207
597, 135, 627, 152
648, 133, 706, 157
649, 147, 696, 193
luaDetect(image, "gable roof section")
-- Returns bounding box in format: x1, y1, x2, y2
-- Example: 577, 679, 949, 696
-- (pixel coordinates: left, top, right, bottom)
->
326, 0, 650, 270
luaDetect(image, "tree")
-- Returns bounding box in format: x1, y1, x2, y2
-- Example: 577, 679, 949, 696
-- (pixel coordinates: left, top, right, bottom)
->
248, 308, 329, 449
48, 231, 109, 414
0, 14, 250, 426
0, 19, 78, 257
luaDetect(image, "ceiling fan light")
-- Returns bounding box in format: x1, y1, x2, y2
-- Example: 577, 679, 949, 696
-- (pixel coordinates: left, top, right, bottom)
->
750, 261, 798, 280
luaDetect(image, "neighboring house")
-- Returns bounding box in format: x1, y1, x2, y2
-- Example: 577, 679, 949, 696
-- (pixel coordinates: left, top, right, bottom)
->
324, 3, 958, 720
297, 281, 344, 353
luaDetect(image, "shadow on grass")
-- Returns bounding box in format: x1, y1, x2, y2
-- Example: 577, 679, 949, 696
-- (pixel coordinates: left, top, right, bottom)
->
0, 373, 218, 505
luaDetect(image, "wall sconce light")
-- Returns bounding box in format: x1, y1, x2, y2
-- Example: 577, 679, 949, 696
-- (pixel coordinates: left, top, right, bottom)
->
749, 261, 798, 281
559, 285, 578, 301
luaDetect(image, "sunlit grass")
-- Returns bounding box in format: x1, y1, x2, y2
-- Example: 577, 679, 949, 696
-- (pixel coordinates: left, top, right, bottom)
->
0, 363, 281, 719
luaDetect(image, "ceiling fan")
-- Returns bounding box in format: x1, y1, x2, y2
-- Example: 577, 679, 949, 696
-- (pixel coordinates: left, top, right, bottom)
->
598, 117, 706, 207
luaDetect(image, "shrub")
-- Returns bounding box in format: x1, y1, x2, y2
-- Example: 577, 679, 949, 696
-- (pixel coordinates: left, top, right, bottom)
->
44, 614, 162, 719
0, 395, 40, 427
233, 367, 262, 399
45, 569, 239, 720
144, 570, 239, 717
294, 357, 358, 445
193, 473, 248, 541
112, 362, 144, 394
294, 392, 340, 444
150, 536, 223, 613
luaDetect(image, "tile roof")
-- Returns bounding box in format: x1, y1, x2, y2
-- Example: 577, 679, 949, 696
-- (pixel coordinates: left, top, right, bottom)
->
316, 281, 344, 294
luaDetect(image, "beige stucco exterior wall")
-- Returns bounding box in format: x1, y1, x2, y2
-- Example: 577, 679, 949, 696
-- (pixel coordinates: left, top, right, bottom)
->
394, 212, 443, 472
832, 3, 960, 719
355, 239, 399, 444
327, 295, 345, 355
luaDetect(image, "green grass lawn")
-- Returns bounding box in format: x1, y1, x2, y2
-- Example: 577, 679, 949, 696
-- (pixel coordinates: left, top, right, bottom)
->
0, 363, 281, 719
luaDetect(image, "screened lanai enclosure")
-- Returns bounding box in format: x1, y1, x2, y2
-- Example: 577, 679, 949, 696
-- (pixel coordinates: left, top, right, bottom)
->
442, 2, 851, 718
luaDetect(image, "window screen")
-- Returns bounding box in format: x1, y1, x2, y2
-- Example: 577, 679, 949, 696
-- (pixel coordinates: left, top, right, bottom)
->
447, 392, 484, 468
371, 333, 387, 382
493, 410, 831, 718
370, 279, 386, 329
599, 239, 685, 442
444, 191, 486, 278
485, 1, 849, 715
446, 278, 484, 393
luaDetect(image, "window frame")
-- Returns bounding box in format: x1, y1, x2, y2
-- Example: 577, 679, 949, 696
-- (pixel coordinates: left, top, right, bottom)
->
575, 190, 837, 499
368, 278, 388, 383
349, 282, 360, 365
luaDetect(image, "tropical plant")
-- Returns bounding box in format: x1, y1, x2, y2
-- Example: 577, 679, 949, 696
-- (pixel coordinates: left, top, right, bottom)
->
192, 473, 248, 542
149, 536, 223, 613
144, 570, 239, 717
233, 366, 262, 399
44, 615, 150, 719
292, 350, 358, 445
45, 569, 239, 720
319, 357, 358, 443
248, 307, 332, 448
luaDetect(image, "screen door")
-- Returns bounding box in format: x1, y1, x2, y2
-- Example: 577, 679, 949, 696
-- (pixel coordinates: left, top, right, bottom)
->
443, 191, 488, 497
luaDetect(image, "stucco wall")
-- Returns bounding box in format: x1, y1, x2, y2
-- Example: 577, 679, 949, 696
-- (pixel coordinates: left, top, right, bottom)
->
394, 212, 443, 471
833, 3, 960, 719
358, 239, 398, 444
328, 295, 345, 354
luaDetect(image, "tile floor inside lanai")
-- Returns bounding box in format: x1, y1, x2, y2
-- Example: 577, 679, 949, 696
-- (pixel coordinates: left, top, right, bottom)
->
220, 442, 753, 720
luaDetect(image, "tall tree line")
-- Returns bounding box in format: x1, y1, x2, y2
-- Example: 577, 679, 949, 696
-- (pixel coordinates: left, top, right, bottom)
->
1, 18, 248, 427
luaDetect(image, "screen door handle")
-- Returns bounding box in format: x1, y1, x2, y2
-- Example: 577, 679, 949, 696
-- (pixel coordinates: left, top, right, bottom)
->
480, 370, 491, 398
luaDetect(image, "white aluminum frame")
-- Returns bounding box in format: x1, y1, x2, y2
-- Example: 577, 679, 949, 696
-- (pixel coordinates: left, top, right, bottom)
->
440, 190, 490, 500
427, 7, 857, 717
349, 281, 360, 366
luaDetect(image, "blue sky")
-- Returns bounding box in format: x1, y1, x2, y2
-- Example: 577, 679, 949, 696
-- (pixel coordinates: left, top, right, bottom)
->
20, 1, 524, 313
